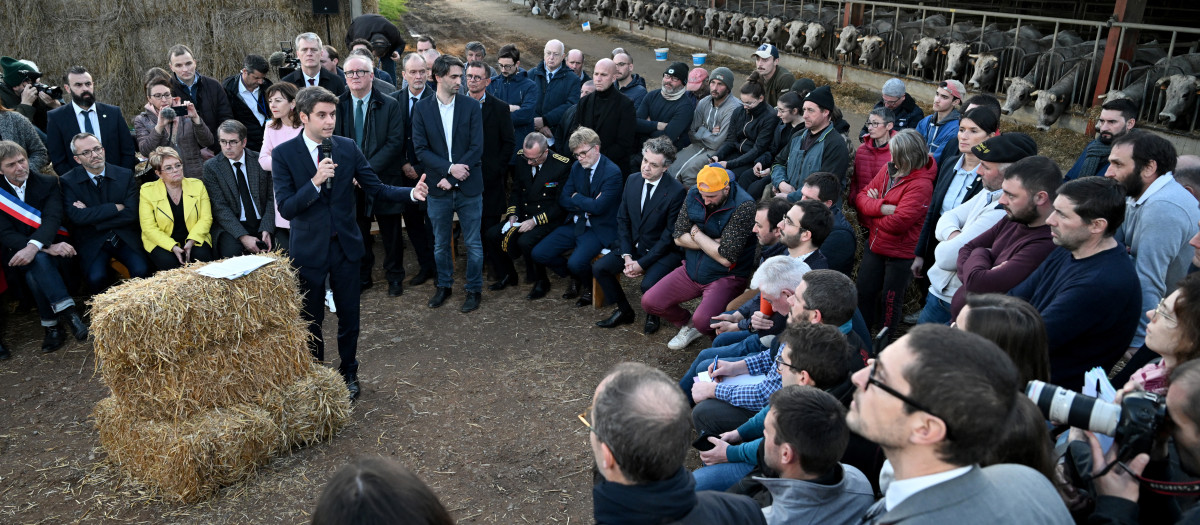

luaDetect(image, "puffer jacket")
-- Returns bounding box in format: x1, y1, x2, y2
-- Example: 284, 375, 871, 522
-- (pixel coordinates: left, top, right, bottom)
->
713, 101, 778, 171
852, 131, 896, 212
855, 154, 937, 258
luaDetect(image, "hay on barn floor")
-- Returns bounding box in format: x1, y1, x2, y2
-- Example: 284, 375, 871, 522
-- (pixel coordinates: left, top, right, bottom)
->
90, 253, 302, 365
93, 397, 279, 503
99, 322, 313, 421
263, 365, 353, 451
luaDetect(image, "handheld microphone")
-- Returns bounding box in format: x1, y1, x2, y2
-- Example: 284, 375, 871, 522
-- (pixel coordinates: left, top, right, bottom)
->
267, 51, 288, 69
160, 107, 177, 143
320, 137, 334, 190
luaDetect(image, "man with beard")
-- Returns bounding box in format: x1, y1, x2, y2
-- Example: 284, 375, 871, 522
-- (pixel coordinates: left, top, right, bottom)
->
1107, 130, 1199, 350
565, 59, 636, 177
611, 52, 646, 109
1086, 359, 1200, 524
1065, 98, 1138, 181
950, 155, 1061, 318
1008, 177, 1141, 390
634, 62, 693, 150
45, 66, 136, 175
670, 68, 738, 187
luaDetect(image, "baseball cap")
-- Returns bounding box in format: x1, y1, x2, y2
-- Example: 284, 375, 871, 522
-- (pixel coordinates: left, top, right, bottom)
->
697, 164, 731, 192
752, 44, 779, 59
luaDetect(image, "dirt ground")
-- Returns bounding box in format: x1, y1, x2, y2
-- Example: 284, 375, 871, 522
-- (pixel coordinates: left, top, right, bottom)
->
0, 1, 1096, 523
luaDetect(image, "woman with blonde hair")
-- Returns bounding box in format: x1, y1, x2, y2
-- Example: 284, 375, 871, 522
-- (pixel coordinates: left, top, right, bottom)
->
139, 146, 213, 270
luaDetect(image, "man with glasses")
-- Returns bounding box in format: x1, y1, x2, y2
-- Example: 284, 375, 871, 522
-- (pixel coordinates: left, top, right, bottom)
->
203, 120, 276, 259
583, 361, 766, 525
482, 132, 571, 296
530, 39, 580, 150
282, 33, 346, 96
61, 133, 150, 293
333, 55, 406, 295
464, 61, 515, 284
488, 45, 537, 158
848, 325, 1072, 523
857, 78, 922, 140
592, 136, 686, 333
612, 51, 646, 109
390, 53, 438, 287
531, 127, 623, 305
634, 62, 693, 151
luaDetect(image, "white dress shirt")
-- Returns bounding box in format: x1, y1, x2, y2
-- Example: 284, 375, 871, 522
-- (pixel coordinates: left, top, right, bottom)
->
436, 94, 456, 165
72, 102, 102, 143
228, 152, 257, 220
238, 79, 267, 125
884, 465, 972, 511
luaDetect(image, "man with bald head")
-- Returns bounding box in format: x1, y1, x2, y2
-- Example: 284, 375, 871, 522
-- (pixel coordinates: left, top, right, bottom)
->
587, 362, 766, 524
567, 59, 636, 176
566, 49, 589, 83
531, 39, 581, 150
612, 52, 647, 109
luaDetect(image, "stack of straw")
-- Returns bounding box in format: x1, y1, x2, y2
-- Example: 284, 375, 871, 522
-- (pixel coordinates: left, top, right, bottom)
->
90, 254, 351, 502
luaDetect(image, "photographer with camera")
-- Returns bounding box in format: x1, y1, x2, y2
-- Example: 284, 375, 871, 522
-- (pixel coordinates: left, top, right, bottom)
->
0, 57, 61, 132
134, 74, 213, 180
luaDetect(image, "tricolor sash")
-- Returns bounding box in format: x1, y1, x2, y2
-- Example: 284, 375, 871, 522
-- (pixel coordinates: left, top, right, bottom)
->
0, 188, 68, 237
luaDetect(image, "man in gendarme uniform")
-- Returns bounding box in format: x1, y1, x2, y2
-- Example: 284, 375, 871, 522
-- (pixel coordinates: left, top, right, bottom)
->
751, 44, 794, 107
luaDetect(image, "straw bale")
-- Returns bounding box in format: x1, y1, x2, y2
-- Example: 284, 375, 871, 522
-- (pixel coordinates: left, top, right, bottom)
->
90, 253, 303, 367
93, 397, 278, 503
262, 365, 353, 452
99, 322, 314, 421
0, 0, 380, 128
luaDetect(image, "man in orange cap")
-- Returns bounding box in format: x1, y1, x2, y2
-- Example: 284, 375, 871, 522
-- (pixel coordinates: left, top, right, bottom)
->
642, 164, 758, 350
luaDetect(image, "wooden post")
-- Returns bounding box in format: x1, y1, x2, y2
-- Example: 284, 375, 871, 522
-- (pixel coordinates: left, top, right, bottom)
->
1091, 0, 1147, 133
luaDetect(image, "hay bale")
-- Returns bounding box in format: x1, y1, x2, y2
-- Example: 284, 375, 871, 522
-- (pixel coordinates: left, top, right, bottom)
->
99, 322, 314, 421
90, 253, 303, 365
263, 365, 353, 452
93, 397, 279, 503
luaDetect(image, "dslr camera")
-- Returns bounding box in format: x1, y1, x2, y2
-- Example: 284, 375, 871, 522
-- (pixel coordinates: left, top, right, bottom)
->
20, 70, 63, 99
1026, 380, 1166, 464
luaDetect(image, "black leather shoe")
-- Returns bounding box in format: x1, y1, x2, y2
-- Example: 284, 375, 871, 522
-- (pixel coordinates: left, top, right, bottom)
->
596, 308, 635, 328
428, 287, 452, 308
343, 372, 360, 401
42, 326, 64, 353
409, 269, 433, 286
575, 292, 593, 307
360, 278, 373, 291
461, 292, 481, 313
527, 280, 550, 300
488, 274, 516, 291
387, 280, 404, 297
562, 279, 580, 300
60, 310, 88, 342
644, 314, 662, 335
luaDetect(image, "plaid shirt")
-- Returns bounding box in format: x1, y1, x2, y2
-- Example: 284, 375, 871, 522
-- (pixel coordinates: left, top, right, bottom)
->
714, 344, 780, 412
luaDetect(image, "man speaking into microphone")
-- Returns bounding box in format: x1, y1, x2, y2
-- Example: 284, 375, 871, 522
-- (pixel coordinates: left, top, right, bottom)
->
273, 86, 428, 401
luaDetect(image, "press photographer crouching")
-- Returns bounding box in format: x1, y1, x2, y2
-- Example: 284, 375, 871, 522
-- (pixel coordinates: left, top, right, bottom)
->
0, 56, 62, 132
1029, 360, 1200, 523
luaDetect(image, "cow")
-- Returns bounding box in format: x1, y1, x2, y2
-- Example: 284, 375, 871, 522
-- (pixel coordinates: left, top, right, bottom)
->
784, 19, 806, 53
1157, 74, 1200, 125
666, 5, 684, 27
738, 15, 758, 43
630, 0, 648, 29
910, 22, 984, 76
721, 12, 744, 39
679, 7, 698, 32
966, 26, 1043, 90
836, 20, 894, 62
859, 34, 889, 68
1031, 53, 1102, 129
1104, 54, 1200, 109
802, 20, 835, 57
547, 0, 571, 19
650, 0, 670, 26
703, 8, 720, 35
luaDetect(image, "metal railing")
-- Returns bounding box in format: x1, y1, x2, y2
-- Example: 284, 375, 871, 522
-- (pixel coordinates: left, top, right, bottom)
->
1104, 21, 1200, 133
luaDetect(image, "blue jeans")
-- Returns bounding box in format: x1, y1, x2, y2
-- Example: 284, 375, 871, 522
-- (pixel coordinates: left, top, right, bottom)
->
693, 462, 755, 492
712, 330, 755, 348
679, 335, 765, 403
427, 192, 483, 292
916, 290, 952, 325
14, 252, 75, 325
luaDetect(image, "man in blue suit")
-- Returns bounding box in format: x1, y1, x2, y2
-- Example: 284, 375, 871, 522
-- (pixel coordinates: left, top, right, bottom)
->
531, 126, 623, 306
45, 66, 136, 175
272, 86, 428, 401
60, 133, 150, 293
412, 55, 486, 313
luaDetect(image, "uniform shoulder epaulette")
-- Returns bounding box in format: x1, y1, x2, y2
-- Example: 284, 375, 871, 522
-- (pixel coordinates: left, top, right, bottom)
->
551, 153, 571, 164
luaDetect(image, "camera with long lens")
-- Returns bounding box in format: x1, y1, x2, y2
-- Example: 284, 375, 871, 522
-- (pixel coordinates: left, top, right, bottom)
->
1026, 380, 1166, 463
20, 70, 63, 99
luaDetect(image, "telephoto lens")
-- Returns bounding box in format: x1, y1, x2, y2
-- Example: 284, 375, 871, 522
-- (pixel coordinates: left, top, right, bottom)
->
1025, 380, 1122, 436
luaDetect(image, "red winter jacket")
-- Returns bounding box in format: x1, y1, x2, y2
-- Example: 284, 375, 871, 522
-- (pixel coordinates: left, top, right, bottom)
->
855, 155, 937, 258
852, 131, 895, 204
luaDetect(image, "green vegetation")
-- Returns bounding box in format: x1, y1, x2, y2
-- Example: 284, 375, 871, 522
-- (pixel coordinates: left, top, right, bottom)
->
380, 0, 407, 20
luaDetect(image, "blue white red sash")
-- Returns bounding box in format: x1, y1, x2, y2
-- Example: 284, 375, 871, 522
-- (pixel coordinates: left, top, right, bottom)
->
0, 188, 68, 237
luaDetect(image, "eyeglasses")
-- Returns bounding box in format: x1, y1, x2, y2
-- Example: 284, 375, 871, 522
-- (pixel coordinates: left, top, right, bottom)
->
344, 69, 372, 78
466, 74, 487, 82
865, 121, 887, 128
573, 145, 596, 159
1154, 297, 1178, 327
498, 62, 517, 69
218, 139, 243, 146
522, 149, 547, 164
149, 93, 174, 100
75, 146, 104, 158
774, 352, 802, 373
864, 361, 953, 439
160, 163, 184, 173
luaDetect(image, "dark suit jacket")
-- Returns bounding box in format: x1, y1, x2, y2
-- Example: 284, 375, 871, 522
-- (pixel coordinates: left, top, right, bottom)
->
0, 173, 64, 253
507, 151, 573, 226
478, 93, 515, 217
411, 93, 484, 198
61, 163, 141, 263
222, 73, 273, 152
559, 154, 623, 246
283, 68, 347, 96
391, 82, 434, 176
45, 102, 137, 175
201, 150, 275, 240
333, 89, 406, 215
616, 173, 685, 269
171, 73, 234, 155
272, 134, 410, 268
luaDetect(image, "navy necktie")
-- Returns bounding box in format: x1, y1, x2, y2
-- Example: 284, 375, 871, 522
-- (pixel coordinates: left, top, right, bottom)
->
82, 110, 95, 134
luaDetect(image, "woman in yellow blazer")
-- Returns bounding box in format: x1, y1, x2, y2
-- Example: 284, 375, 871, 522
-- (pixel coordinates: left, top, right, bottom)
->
139, 146, 215, 270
